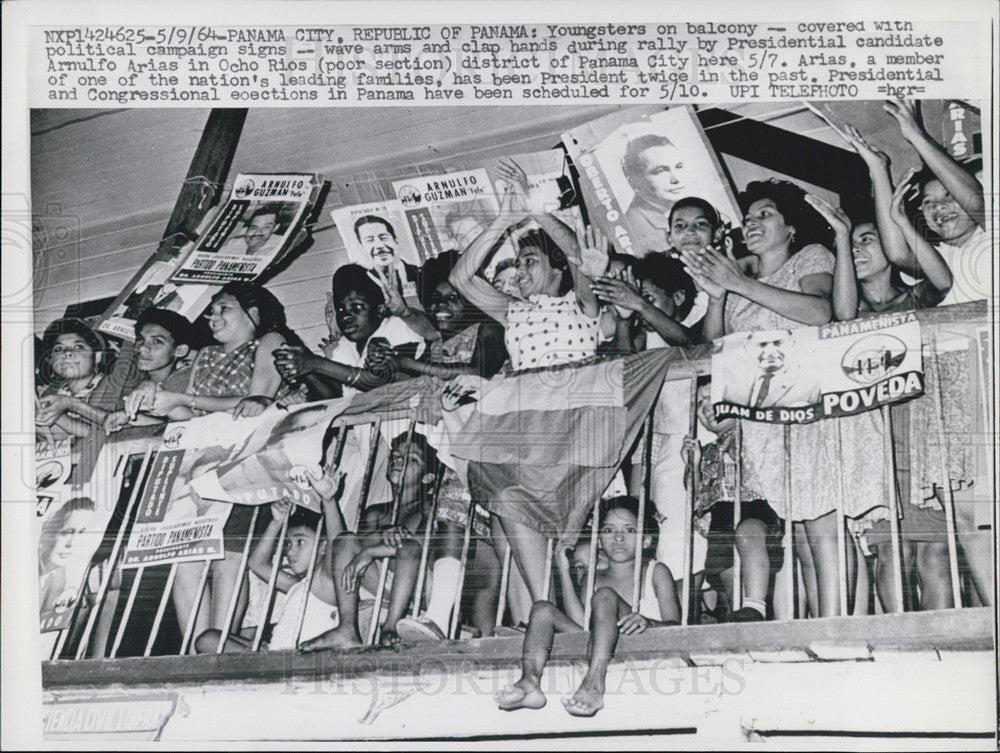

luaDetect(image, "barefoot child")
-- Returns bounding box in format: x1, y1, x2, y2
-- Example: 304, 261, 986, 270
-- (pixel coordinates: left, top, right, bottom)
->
495, 497, 680, 717
195, 493, 342, 653
302, 431, 441, 650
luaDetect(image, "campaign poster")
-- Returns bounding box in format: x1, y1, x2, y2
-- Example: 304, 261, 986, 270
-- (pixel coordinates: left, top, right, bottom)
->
189, 400, 348, 513
118, 412, 262, 567
172, 173, 317, 284
391, 168, 499, 263
37, 449, 125, 633
711, 313, 924, 424
330, 200, 422, 299
97, 259, 214, 342
563, 105, 741, 258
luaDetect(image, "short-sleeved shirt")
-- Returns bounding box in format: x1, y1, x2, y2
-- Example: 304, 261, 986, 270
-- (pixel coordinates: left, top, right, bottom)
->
328, 316, 425, 399
931, 227, 990, 306
189, 341, 258, 415
725, 244, 835, 334
505, 291, 600, 371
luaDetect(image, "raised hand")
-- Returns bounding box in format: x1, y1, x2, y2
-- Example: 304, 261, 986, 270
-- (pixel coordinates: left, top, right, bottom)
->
569, 219, 609, 279
495, 157, 534, 214
889, 167, 919, 227
308, 466, 347, 502
842, 124, 889, 168
805, 194, 852, 242
883, 99, 923, 140
367, 265, 409, 318
270, 498, 294, 522
320, 291, 342, 358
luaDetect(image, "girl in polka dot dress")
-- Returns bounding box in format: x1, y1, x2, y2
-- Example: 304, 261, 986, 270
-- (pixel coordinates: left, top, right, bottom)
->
450, 157, 608, 611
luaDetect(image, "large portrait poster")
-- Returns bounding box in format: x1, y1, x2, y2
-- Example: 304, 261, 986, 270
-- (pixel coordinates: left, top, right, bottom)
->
711, 314, 924, 424
36, 447, 123, 633
563, 105, 741, 258
330, 200, 421, 299
171, 173, 317, 284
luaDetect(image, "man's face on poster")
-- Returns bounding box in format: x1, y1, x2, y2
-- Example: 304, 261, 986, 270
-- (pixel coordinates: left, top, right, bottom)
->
244, 211, 277, 255
357, 219, 398, 268
630, 143, 687, 206
756, 336, 788, 374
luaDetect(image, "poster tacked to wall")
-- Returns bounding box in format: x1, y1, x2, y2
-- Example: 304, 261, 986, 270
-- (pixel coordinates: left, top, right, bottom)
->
171, 173, 319, 284
563, 106, 740, 258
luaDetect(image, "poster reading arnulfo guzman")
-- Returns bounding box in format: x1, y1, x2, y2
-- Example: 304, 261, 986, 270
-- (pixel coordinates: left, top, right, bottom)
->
172, 173, 317, 284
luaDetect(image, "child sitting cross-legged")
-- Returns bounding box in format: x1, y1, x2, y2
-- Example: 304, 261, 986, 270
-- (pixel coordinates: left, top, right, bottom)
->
195, 488, 343, 653
495, 496, 680, 718
301, 431, 441, 651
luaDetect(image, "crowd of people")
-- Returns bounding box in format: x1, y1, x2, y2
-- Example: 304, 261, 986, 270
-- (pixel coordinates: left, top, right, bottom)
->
37, 103, 991, 714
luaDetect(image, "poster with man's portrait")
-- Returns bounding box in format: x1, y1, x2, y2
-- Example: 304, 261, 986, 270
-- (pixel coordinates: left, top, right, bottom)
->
391, 168, 499, 264
331, 200, 422, 299
563, 105, 741, 258
711, 315, 925, 424
97, 259, 214, 342
172, 173, 317, 284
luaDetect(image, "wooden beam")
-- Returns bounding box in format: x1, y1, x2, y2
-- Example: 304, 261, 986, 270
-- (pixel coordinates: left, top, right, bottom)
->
156, 109, 248, 257
698, 107, 873, 219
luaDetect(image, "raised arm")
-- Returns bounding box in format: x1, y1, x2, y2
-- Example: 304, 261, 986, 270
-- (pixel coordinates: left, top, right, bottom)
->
806, 194, 857, 321
884, 99, 985, 228
449, 183, 524, 326
559, 219, 604, 318
888, 179, 953, 293
248, 500, 300, 593
842, 125, 920, 276
369, 266, 440, 343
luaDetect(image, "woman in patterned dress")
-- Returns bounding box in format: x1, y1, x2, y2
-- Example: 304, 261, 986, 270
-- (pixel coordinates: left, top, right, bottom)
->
449, 158, 607, 609
682, 180, 887, 618
131, 281, 296, 649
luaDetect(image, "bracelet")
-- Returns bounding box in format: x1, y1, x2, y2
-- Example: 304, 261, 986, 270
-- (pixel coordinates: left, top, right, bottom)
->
346, 368, 361, 386
189, 394, 197, 410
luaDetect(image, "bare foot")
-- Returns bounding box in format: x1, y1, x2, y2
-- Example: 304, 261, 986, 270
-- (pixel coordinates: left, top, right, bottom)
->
299, 626, 361, 653
495, 679, 547, 711
562, 685, 605, 717
380, 628, 402, 648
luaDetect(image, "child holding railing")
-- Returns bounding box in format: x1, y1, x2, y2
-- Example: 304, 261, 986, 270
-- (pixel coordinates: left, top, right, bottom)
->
495, 496, 679, 718
195, 494, 342, 653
